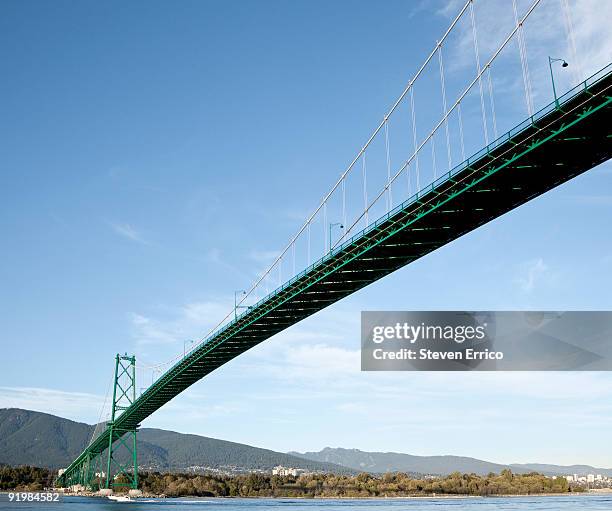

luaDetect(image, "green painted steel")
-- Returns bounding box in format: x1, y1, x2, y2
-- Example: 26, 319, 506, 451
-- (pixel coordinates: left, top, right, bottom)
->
59, 355, 138, 490
104, 354, 138, 490
56, 63, 612, 488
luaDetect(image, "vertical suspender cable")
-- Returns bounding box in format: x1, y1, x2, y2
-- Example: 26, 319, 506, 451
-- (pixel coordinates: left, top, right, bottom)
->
437, 43, 452, 171
341, 178, 347, 237
431, 134, 438, 180
292, 242, 295, 277
469, 0, 489, 145
409, 86, 420, 191
307, 222, 311, 266
486, 65, 499, 140
407, 162, 411, 197
457, 102, 466, 163
406, 159, 411, 196
384, 119, 392, 211
521, 12, 533, 116
560, 0, 581, 84
192, 2, 491, 349
362, 152, 368, 228
323, 201, 327, 253
513, 0, 534, 116
340, 0, 544, 243
89, 374, 114, 447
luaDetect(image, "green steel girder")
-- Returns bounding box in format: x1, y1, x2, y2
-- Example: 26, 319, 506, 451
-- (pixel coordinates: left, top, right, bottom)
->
57, 64, 612, 488
103, 354, 139, 490
60, 355, 139, 490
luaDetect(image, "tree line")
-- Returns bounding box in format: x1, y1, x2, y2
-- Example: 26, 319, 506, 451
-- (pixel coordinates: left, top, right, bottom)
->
1, 465, 579, 497
136, 468, 576, 497
0, 466, 54, 491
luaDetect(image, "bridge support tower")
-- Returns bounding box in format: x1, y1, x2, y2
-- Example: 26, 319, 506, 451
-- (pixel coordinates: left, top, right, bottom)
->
104, 353, 139, 490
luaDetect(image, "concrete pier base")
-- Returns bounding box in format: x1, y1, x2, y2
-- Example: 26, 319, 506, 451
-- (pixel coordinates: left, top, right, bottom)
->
98, 489, 113, 496
128, 489, 143, 498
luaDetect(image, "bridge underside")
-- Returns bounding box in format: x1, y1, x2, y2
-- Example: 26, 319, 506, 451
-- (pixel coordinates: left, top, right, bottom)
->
58, 67, 612, 487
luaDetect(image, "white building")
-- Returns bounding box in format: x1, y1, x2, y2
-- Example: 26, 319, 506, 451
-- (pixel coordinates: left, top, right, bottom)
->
587, 474, 595, 483
272, 466, 300, 476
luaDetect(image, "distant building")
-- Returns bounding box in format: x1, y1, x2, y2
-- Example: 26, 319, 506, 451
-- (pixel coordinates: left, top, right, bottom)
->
57, 469, 66, 477
565, 475, 574, 482
272, 466, 303, 476
587, 474, 595, 483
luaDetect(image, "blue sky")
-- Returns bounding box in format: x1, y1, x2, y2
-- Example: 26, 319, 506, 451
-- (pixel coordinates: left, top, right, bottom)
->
1, 0, 612, 468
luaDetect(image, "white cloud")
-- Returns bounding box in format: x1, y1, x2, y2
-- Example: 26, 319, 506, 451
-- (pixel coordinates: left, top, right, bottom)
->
59, 298, 612, 465
110, 222, 147, 244
336, 402, 369, 414
0, 387, 103, 424
568, 0, 612, 77
517, 257, 549, 292
130, 313, 178, 345
204, 248, 254, 283
130, 299, 232, 347
249, 249, 280, 264
151, 399, 244, 426
282, 343, 360, 380
438, 0, 612, 115
436, 0, 464, 19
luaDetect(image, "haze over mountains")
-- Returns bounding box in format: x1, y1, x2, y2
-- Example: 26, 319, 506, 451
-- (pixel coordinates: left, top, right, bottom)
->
290, 447, 612, 478
2, 408, 611, 477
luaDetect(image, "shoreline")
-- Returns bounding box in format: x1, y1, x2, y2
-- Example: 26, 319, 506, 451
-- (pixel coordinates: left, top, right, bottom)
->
4, 490, 603, 499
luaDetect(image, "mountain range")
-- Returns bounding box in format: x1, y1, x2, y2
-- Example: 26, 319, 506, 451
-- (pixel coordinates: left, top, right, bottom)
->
0, 408, 351, 474
290, 447, 612, 477
2, 408, 611, 477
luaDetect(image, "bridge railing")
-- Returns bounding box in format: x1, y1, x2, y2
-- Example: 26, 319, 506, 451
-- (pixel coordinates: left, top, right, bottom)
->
135, 0, 605, 388
58, 60, 612, 487
177, 1, 526, 351
177, 61, 612, 373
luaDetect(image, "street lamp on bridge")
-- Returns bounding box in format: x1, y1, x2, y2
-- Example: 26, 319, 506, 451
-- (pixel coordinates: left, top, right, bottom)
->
548, 56, 569, 108
329, 222, 344, 253
234, 289, 253, 320
183, 339, 195, 358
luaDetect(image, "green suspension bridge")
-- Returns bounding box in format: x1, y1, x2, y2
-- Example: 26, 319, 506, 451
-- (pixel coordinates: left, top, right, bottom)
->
57, 0, 612, 490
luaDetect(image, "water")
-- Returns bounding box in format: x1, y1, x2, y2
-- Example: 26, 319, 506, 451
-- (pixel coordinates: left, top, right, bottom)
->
2, 495, 612, 510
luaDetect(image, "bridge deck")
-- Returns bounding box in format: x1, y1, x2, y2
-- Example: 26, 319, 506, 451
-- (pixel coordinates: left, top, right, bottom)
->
58, 64, 612, 486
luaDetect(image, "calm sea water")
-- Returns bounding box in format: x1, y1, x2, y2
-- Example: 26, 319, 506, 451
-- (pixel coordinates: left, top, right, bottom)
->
1, 495, 612, 510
